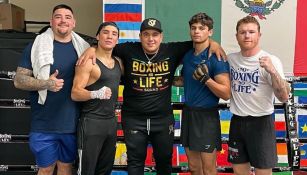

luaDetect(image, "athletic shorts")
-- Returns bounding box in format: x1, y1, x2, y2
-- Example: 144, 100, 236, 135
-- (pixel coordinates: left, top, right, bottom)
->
180, 106, 221, 152
77, 116, 117, 175
227, 114, 277, 169
29, 132, 77, 167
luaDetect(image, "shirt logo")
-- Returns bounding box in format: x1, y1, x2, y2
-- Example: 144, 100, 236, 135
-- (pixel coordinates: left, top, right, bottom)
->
230, 66, 259, 94
148, 19, 157, 27
204, 145, 211, 150
131, 58, 171, 92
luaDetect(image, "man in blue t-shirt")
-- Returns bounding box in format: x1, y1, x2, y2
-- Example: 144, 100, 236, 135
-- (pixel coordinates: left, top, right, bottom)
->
174, 13, 230, 175
14, 4, 91, 175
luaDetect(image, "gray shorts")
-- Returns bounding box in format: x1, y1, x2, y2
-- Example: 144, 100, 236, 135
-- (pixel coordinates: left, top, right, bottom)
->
180, 106, 221, 152
228, 114, 277, 169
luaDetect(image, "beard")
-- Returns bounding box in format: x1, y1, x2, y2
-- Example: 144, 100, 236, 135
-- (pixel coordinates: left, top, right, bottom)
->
57, 28, 70, 36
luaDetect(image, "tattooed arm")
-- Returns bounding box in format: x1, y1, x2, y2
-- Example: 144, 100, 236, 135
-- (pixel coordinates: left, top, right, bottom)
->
270, 71, 290, 103
14, 67, 64, 92
259, 56, 290, 102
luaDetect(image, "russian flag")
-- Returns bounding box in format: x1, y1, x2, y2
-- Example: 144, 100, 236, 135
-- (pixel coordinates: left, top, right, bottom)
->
103, 0, 145, 43
274, 109, 286, 138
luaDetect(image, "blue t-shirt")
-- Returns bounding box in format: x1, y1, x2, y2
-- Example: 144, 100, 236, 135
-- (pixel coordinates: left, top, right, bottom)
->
183, 47, 229, 108
19, 40, 79, 133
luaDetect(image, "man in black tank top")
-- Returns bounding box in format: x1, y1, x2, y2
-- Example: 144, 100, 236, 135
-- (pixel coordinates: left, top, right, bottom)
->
71, 22, 123, 175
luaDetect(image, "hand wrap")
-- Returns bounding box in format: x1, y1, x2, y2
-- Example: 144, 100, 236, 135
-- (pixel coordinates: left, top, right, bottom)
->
90, 86, 109, 99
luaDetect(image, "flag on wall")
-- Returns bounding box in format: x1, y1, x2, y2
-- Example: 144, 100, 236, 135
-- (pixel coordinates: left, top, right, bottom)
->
293, 0, 307, 76
294, 83, 307, 104
172, 145, 179, 166
277, 143, 288, 167
274, 109, 286, 138
221, 0, 307, 76
177, 144, 188, 166
145, 144, 155, 166
298, 109, 307, 138
103, 0, 145, 43
300, 143, 307, 166
114, 143, 127, 165
217, 143, 231, 167
173, 110, 182, 137
220, 109, 232, 139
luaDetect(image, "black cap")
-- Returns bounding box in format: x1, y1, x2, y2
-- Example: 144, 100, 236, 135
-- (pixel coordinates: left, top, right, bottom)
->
140, 18, 162, 33
96, 21, 120, 36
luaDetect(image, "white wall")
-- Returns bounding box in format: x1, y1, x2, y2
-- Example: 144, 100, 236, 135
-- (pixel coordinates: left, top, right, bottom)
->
10, 0, 102, 37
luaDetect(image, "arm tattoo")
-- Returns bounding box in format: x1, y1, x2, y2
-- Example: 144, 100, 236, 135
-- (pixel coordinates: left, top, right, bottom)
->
14, 67, 54, 91
270, 70, 290, 102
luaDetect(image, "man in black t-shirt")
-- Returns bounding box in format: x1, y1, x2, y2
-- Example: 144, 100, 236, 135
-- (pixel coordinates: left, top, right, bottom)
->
78, 18, 224, 175
114, 19, 191, 175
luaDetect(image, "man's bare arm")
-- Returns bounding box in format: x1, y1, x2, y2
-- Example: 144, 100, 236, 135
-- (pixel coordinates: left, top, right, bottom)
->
71, 61, 95, 101
193, 64, 230, 100
270, 71, 290, 103
14, 67, 55, 91
259, 56, 289, 102
71, 61, 112, 101
206, 73, 231, 101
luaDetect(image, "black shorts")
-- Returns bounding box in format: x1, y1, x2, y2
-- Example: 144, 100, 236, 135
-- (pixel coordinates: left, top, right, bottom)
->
228, 114, 277, 169
77, 115, 117, 175
180, 106, 221, 152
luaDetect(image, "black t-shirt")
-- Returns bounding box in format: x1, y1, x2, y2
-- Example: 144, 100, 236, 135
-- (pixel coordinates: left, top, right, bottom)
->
113, 41, 192, 118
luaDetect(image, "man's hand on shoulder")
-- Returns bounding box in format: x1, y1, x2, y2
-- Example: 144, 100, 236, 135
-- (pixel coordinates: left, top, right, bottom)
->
76, 47, 97, 66
209, 39, 227, 61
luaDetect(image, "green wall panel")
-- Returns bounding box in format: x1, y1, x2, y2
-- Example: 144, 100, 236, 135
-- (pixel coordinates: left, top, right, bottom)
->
145, 0, 221, 43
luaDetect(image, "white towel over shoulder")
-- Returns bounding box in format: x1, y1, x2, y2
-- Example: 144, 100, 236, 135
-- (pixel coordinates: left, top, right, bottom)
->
31, 28, 90, 105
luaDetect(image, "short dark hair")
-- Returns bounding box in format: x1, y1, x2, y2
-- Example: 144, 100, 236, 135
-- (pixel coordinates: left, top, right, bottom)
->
189, 12, 213, 30
52, 4, 74, 14
96, 21, 120, 36
236, 16, 260, 32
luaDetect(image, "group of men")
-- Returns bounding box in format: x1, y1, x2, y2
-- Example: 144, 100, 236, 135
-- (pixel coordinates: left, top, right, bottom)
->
13, 3, 289, 175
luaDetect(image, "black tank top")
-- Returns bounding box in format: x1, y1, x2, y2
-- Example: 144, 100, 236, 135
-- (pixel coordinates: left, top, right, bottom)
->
81, 57, 121, 119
